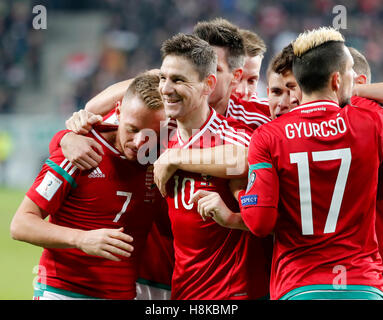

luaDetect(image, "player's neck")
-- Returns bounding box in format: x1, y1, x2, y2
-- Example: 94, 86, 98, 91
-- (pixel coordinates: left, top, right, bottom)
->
300, 90, 339, 106
176, 104, 211, 141
212, 97, 229, 116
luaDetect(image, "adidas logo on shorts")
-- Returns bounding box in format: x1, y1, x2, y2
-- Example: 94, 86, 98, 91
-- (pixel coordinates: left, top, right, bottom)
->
88, 167, 105, 178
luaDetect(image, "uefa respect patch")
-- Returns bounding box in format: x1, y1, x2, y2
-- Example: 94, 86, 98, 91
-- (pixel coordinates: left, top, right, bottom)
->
240, 194, 258, 207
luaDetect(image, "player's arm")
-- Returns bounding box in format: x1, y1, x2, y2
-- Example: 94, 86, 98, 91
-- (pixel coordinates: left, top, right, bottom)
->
154, 145, 248, 196
85, 79, 132, 116
353, 82, 383, 104
240, 129, 279, 237
84, 69, 160, 115
10, 196, 134, 261
51, 129, 104, 171
190, 190, 249, 231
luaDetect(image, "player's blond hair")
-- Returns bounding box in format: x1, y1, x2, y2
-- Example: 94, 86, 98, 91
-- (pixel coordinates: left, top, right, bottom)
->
124, 72, 163, 110
293, 27, 344, 57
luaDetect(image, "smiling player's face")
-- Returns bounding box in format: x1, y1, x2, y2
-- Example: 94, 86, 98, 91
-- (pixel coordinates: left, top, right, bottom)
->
159, 55, 206, 121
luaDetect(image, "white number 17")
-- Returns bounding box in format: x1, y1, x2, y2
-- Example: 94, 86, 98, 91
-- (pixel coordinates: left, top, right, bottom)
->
290, 148, 351, 235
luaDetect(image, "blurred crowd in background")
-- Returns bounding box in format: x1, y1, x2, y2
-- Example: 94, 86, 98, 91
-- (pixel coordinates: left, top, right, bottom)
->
1, 0, 383, 114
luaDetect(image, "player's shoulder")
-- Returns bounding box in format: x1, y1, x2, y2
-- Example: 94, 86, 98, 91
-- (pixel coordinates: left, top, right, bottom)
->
350, 95, 383, 113
216, 112, 252, 133
229, 94, 270, 116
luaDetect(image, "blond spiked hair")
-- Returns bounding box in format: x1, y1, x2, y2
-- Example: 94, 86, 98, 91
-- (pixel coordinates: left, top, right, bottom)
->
293, 27, 344, 57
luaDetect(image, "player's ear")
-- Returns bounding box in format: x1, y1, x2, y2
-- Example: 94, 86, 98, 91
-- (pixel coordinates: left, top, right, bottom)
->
355, 74, 367, 85
203, 74, 217, 96
231, 68, 243, 87
116, 102, 122, 120
331, 71, 341, 92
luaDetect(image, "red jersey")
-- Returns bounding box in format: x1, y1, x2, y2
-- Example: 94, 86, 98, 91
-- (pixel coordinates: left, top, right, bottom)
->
249, 93, 271, 117
27, 127, 160, 299
165, 108, 269, 300
103, 107, 176, 291
351, 95, 383, 261
226, 94, 271, 131
242, 100, 383, 300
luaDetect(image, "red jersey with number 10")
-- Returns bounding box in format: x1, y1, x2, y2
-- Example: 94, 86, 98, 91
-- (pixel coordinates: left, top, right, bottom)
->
165, 108, 270, 300
242, 100, 383, 300
27, 127, 160, 299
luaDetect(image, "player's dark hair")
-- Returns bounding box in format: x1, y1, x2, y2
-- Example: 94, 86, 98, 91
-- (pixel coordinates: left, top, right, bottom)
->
348, 46, 371, 84
240, 29, 266, 57
193, 18, 245, 71
161, 33, 217, 80
266, 43, 294, 81
292, 41, 348, 95
125, 72, 163, 110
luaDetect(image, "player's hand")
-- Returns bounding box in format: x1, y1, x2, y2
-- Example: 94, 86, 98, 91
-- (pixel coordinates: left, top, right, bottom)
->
153, 148, 179, 197
61, 132, 104, 170
65, 109, 103, 135
190, 190, 234, 227
76, 227, 134, 261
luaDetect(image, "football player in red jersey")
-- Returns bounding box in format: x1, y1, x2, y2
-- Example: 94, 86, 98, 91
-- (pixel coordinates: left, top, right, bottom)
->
58, 18, 272, 300
10, 73, 168, 300
232, 29, 266, 102
195, 27, 383, 300
159, 33, 272, 300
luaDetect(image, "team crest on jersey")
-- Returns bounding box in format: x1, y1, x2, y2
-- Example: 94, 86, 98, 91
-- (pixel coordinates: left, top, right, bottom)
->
200, 174, 213, 186
145, 165, 156, 190
36, 171, 63, 201
246, 171, 256, 193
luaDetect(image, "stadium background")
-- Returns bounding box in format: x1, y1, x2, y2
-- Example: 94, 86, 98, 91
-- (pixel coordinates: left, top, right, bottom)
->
0, 0, 382, 299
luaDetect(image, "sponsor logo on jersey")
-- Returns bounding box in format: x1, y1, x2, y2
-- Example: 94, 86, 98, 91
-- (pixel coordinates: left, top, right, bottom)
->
88, 167, 105, 178
36, 171, 63, 201
241, 194, 258, 207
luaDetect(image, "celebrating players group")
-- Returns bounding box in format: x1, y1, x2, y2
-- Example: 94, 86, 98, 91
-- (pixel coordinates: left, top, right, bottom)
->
10, 17, 383, 300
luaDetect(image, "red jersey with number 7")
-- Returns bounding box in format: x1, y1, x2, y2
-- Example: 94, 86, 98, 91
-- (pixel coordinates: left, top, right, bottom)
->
165, 107, 270, 300
241, 100, 383, 300
27, 126, 160, 299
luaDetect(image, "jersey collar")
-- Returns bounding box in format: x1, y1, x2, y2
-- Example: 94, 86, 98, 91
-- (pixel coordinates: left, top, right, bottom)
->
290, 100, 340, 113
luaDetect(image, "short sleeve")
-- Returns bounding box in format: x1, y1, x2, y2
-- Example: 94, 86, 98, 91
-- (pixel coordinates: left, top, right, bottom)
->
240, 128, 279, 209
26, 147, 80, 215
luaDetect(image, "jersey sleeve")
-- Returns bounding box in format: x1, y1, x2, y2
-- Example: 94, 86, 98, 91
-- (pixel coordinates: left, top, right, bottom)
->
240, 127, 279, 233
26, 145, 80, 215
48, 130, 71, 155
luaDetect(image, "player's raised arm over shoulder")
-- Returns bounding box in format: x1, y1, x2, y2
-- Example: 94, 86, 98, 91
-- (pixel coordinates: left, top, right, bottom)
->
154, 144, 248, 197
85, 69, 160, 115
353, 82, 383, 105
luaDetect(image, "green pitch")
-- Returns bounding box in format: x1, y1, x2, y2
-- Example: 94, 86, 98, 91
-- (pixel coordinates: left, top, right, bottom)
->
0, 187, 42, 300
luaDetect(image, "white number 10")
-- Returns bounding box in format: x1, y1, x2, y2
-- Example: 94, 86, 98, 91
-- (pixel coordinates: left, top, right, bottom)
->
290, 148, 351, 235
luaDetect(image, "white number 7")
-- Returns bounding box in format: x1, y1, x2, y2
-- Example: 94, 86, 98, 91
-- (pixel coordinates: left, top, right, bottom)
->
113, 191, 132, 222
290, 148, 351, 235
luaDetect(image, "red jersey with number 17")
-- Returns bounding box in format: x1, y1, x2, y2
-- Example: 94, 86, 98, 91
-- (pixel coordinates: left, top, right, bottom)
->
165, 107, 270, 300
242, 100, 383, 300
27, 126, 160, 299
